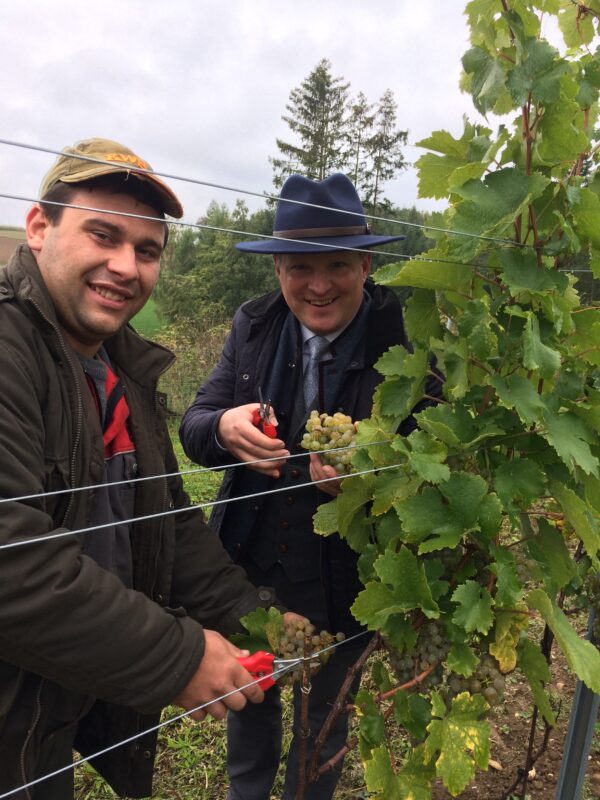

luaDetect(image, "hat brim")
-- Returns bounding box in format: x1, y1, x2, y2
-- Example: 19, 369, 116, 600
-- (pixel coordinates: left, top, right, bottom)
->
235, 233, 405, 254
58, 166, 183, 219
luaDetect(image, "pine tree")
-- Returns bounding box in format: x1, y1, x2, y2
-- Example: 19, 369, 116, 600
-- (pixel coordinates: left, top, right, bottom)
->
346, 91, 376, 197
363, 89, 408, 213
270, 58, 350, 188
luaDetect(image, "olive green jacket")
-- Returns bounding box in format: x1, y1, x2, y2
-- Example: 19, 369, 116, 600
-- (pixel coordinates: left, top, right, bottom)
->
0, 245, 275, 797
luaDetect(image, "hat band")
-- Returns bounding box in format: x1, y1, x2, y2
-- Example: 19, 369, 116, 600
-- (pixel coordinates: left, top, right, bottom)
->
273, 224, 369, 239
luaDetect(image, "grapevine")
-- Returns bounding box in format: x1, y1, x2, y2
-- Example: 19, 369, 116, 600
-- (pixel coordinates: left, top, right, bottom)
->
306, 3, 600, 798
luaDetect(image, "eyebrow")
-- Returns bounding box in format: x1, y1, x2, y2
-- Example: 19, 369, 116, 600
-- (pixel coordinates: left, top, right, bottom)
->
84, 217, 164, 253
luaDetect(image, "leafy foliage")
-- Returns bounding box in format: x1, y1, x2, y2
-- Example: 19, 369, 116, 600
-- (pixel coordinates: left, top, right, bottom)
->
310, 3, 600, 796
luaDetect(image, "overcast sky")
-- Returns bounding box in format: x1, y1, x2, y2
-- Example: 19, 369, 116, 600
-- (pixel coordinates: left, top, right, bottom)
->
1, 1, 479, 229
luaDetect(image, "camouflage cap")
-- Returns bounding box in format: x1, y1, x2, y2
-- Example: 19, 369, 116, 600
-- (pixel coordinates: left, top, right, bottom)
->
39, 137, 183, 218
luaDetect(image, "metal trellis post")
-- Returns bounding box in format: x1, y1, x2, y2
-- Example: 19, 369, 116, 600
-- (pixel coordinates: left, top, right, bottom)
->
554, 609, 600, 800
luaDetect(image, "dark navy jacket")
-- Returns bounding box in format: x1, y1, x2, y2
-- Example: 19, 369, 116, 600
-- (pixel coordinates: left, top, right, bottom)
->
180, 280, 440, 632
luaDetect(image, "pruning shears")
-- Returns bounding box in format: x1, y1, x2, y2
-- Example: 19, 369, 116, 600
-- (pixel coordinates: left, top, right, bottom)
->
251, 386, 277, 439
237, 651, 309, 690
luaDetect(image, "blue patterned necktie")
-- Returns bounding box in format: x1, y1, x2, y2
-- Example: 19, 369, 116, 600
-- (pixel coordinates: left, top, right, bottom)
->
303, 335, 330, 411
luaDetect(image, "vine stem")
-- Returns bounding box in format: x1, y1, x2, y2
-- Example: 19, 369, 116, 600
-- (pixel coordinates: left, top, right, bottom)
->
295, 633, 314, 800
307, 633, 382, 784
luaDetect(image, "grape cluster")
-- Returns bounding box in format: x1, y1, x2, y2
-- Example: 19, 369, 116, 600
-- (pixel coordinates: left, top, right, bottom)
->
585, 572, 600, 641
445, 654, 506, 707
387, 622, 450, 690
275, 617, 346, 685
300, 411, 357, 475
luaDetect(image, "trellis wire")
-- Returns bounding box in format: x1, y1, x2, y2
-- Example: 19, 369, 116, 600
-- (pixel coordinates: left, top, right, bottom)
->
0, 438, 392, 506
0, 629, 371, 800
0, 460, 404, 552
0, 137, 526, 248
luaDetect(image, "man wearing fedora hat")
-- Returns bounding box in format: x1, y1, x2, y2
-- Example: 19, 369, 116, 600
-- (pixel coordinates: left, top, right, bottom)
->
180, 173, 441, 799
0, 138, 294, 799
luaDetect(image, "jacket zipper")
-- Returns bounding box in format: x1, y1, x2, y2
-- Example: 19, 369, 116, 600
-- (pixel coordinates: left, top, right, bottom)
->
19, 679, 44, 800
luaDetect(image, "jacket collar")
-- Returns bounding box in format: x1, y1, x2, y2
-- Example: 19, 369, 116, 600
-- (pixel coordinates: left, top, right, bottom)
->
240, 278, 407, 366
4, 244, 174, 383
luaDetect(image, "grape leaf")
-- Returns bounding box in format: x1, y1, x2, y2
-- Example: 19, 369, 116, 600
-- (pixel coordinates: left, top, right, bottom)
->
489, 546, 523, 607
451, 169, 549, 255
525, 518, 577, 593
498, 248, 568, 296
407, 430, 450, 484
231, 607, 282, 653
462, 46, 507, 113
571, 186, 600, 252
416, 152, 465, 199
490, 374, 548, 425
423, 692, 490, 796
528, 589, 600, 693
374, 547, 440, 619
375, 255, 474, 295
523, 314, 561, 377
446, 643, 478, 677
518, 639, 556, 725
551, 483, 600, 569
337, 477, 373, 551
393, 692, 433, 741
542, 412, 599, 476
313, 498, 338, 535
356, 689, 385, 753
404, 289, 444, 345
506, 37, 568, 105
489, 605, 530, 672
371, 470, 421, 517
536, 92, 589, 164
452, 581, 494, 634
494, 458, 546, 510
364, 745, 403, 800
570, 307, 600, 363
352, 548, 440, 628
416, 403, 503, 449
364, 745, 434, 800
559, 2, 596, 47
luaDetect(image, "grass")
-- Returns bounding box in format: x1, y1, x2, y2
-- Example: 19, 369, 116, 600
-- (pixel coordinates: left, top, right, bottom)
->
131, 297, 164, 339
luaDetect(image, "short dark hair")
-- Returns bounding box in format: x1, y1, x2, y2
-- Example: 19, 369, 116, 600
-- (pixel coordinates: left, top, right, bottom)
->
39, 174, 169, 243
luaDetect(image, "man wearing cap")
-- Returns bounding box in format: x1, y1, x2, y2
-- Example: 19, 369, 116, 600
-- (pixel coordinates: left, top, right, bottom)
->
180, 173, 442, 800
0, 138, 293, 799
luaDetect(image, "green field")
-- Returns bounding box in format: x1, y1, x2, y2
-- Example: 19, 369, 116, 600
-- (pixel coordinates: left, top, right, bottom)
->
131, 297, 164, 338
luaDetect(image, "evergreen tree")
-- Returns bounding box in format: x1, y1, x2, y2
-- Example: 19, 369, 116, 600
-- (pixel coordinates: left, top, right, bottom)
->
346, 91, 375, 196
270, 58, 350, 188
363, 89, 408, 212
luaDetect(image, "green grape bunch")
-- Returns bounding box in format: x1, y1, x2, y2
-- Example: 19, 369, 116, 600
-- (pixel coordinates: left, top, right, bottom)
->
387, 622, 450, 691
275, 617, 346, 684
300, 410, 358, 475
445, 654, 506, 708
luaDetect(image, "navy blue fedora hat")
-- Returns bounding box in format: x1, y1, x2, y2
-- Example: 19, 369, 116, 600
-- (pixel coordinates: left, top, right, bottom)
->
235, 173, 405, 254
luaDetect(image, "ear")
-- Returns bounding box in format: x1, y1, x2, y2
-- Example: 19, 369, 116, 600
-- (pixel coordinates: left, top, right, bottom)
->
25, 205, 51, 253
362, 254, 372, 281
273, 254, 282, 279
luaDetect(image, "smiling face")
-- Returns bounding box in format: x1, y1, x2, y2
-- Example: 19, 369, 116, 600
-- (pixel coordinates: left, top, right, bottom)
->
26, 188, 166, 356
274, 251, 371, 335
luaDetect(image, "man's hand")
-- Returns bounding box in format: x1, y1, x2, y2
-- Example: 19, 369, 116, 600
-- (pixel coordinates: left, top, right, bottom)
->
309, 453, 343, 497
173, 630, 264, 721
218, 404, 289, 477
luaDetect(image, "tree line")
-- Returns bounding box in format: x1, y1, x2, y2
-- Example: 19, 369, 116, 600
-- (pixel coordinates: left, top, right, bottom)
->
155, 58, 431, 335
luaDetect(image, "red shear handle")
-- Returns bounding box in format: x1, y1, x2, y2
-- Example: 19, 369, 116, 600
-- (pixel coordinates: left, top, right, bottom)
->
237, 651, 277, 690
251, 409, 278, 439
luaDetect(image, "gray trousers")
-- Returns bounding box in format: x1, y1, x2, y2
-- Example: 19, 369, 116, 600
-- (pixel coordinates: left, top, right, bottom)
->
227, 562, 364, 800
